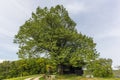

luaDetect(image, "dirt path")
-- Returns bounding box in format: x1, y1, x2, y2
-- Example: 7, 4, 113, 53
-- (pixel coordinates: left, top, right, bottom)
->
24, 76, 41, 80
24, 77, 33, 80
33, 76, 41, 80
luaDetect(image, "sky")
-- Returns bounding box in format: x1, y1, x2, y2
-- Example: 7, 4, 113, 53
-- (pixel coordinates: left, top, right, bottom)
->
0, 0, 120, 68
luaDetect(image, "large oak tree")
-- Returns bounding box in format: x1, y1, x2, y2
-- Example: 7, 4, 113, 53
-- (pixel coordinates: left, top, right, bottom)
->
14, 5, 99, 74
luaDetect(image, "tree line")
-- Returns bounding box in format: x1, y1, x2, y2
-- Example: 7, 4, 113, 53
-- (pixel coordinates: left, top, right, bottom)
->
0, 58, 56, 79
0, 58, 113, 79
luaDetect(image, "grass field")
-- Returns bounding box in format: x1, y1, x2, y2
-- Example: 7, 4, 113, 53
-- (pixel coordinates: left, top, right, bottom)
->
4, 74, 41, 80
4, 74, 120, 80
56, 75, 120, 80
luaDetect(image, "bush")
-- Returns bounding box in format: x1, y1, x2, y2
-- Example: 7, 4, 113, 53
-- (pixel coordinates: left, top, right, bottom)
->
85, 58, 113, 77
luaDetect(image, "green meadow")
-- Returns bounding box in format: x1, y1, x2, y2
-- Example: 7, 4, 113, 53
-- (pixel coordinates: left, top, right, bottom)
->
5, 74, 120, 80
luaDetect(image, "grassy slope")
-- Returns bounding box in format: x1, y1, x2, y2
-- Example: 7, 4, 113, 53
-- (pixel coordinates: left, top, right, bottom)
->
4, 74, 41, 80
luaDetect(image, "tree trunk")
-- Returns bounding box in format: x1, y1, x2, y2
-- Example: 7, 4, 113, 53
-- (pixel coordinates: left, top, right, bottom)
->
57, 64, 63, 74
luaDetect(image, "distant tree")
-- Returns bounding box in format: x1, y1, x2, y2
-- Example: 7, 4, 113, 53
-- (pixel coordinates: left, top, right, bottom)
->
86, 58, 113, 77
14, 5, 99, 74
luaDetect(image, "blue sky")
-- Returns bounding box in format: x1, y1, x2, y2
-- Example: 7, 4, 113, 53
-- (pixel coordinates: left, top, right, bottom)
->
0, 0, 120, 68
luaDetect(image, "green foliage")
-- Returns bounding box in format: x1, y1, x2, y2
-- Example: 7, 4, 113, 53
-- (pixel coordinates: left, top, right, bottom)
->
14, 5, 99, 71
85, 58, 113, 77
0, 58, 55, 79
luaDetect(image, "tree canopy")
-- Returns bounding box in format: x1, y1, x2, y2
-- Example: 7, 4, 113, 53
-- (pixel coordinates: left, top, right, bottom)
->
14, 5, 99, 68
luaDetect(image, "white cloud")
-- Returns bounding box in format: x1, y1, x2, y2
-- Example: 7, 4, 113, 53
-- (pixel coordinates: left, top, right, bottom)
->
10, 0, 32, 16
65, 2, 87, 14
96, 31, 120, 40
0, 28, 14, 38
0, 43, 18, 53
108, 28, 120, 37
